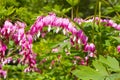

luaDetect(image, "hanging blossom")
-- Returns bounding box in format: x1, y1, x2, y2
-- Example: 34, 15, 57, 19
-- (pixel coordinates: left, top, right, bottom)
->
84, 43, 95, 57
29, 13, 77, 38
29, 13, 90, 47
28, 13, 96, 65
74, 17, 120, 30
0, 64, 7, 79
117, 45, 120, 53
0, 41, 7, 79
0, 20, 39, 78
0, 40, 7, 62
74, 17, 120, 55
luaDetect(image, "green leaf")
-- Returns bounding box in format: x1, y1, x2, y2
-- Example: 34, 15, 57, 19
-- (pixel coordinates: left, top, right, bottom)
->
9, 40, 14, 46
107, 56, 120, 71
66, 0, 80, 6
104, 7, 114, 15
72, 56, 120, 80
109, 73, 120, 80
92, 60, 109, 76
114, 5, 120, 12
99, 55, 120, 72
72, 66, 105, 80
105, 40, 111, 46
6, 7, 16, 16
112, 37, 120, 43
62, 7, 72, 14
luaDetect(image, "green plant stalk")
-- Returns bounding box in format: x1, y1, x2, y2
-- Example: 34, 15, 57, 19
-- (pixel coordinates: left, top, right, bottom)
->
98, 0, 103, 55
92, 0, 98, 43
71, 7, 74, 20
76, 6, 79, 17
98, 1, 101, 27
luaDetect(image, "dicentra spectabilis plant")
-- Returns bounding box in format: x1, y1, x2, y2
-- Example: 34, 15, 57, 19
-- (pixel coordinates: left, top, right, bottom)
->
0, 13, 120, 78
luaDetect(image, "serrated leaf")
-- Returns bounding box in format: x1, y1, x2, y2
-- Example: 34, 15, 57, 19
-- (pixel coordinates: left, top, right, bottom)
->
107, 56, 120, 71
99, 55, 110, 65
99, 55, 120, 72
72, 66, 105, 80
92, 60, 109, 76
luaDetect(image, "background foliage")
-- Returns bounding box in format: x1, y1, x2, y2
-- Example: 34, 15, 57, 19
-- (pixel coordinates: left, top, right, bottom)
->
0, 0, 120, 80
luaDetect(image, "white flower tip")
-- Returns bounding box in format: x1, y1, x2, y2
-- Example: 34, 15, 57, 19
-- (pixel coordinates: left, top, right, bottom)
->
37, 31, 41, 38
73, 36, 76, 41
78, 39, 81, 44
63, 29, 66, 35
48, 25, 51, 32
56, 27, 60, 33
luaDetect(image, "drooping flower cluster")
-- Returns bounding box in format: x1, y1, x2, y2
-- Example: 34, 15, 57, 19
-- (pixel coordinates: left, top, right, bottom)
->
117, 45, 120, 53
0, 40, 7, 62
0, 20, 38, 78
29, 13, 77, 37
0, 41, 7, 78
0, 64, 7, 79
29, 13, 90, 49
84, 43, 95, 57
74, 17, 120, 53
28, 13, 95, 66
74, 17, 120, 30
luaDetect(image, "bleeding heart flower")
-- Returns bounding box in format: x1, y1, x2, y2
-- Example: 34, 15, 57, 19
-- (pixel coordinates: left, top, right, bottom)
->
117, 45, 120, 53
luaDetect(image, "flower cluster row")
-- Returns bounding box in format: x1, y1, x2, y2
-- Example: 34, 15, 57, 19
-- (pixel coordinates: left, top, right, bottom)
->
29, 13, 95, 63
29, 13, 95, 53
74, 17, 120, 30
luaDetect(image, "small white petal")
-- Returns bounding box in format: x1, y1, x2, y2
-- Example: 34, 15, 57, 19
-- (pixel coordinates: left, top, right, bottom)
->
56, 27, 60, 33
19, 40, 22, 46
37, 31, 41, 38
13, 60, 16, 63
48, 25, 51, 32
89, 52, 94, 57
78, 39, 81, 44
7, 28, 10, 34
73, 36, 76, 41
18, 35, 21, 41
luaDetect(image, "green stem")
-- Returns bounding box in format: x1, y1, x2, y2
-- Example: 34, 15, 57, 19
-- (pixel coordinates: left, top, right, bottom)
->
76, 6, 79, 17
98, 0, 102, 54
98, 1, 101, 27
71, 7, 74, 20
92, 0, 98, 43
